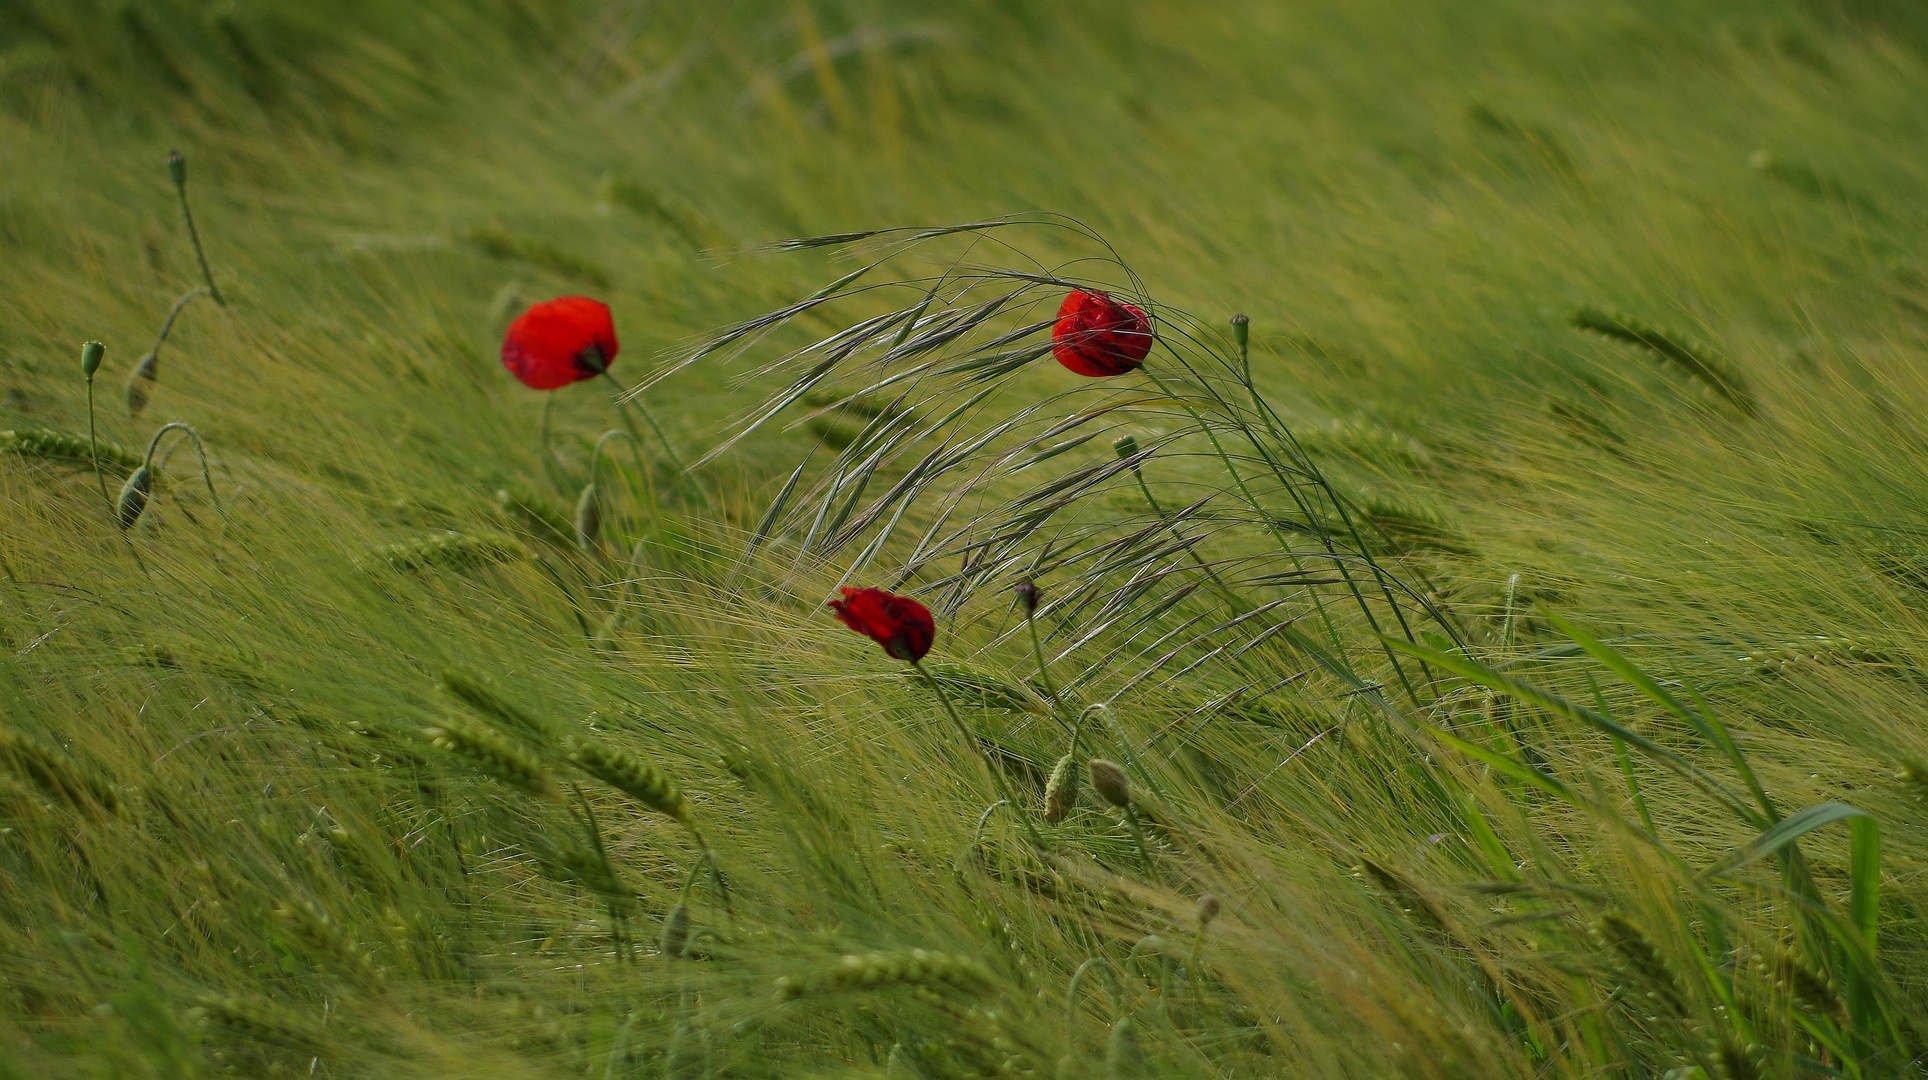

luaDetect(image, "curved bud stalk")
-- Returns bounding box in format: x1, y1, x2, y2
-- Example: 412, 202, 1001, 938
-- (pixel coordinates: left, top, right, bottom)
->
127, 289, 209, 417
167, 149, 225, 306
115, 422, 222, 532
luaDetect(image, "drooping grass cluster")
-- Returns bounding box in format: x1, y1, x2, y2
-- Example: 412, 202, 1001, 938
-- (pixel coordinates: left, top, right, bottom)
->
4, 2, 1928, 1079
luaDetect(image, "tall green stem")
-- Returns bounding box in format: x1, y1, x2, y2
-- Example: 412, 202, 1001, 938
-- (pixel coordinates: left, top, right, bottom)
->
917, 661, 1045, 851
85, 378, 109, 509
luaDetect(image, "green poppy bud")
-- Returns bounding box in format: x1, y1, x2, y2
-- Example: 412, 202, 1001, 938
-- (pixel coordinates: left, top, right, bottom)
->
1230, 313, 1249, 360
117, 466, 154, 530
1112, 434, 1139, 460
81, 341, 105, 378
1196, 893, 1221, 927
166, 149, 186, 190
1088, 758, 1131, 809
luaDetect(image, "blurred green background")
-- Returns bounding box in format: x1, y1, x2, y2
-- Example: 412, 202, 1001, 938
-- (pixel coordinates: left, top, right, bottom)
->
7, 1, 1928, 1077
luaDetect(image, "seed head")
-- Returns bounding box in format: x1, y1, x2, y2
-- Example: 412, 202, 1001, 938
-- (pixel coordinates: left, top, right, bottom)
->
573, 482, 601, 554
774, 948, 992, 1002
370, 532, 526, 572
1229, 313, 1249, 358
1042, 754, 1078, 824
565, 736, 689, 823
80, 341, 105, 378
554, 840, 625, 900
1111, 434, 1139, 460
1196, 893, 1221, 928
2, 427, 141, 472
1592, 912, 1686, 1018
1088, 758, 1130, 809
273, 897, 380, 983
193, 994, 332, 1056
440, 669, 549, 739
166, 149, 187, 190
117, 466, 154, 530
1013, 580, 1040, 616
424, 718, 560, 802
0, 727, 121, 816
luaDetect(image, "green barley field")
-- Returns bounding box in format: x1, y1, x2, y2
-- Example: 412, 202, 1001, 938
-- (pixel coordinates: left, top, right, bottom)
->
7, 1, 1928, 1076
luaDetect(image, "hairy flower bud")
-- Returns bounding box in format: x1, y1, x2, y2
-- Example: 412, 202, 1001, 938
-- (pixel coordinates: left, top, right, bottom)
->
116, 466, 154, 530
1196, 893, 1221, 927
1088, 758, 1130, 809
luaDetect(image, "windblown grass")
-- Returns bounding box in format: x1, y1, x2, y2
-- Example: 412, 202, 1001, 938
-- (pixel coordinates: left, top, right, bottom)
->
5, 1, 1928, 1078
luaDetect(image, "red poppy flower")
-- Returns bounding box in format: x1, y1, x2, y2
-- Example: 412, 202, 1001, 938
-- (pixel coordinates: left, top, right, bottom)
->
828, 586, 936, 663
501, 296, 619, 390
1051, 290, 1154, 377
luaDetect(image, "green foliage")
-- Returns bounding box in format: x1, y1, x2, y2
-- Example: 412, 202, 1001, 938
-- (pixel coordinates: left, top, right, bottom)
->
5, 0, 1928, 1078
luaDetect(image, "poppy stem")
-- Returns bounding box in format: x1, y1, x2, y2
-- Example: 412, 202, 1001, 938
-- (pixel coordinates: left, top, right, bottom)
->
174, 180, 224, 307
601, 372, 683, 472
915, 661, 1046, 851
85, 377, 111, 511
1122, 803, 1155, 875
540, 394, 555, 458
1025, 608, 1062, 714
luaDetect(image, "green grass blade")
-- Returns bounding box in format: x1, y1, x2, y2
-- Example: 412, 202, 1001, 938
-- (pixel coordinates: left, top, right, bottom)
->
1383, 636, 1756, 821
1698, 801, 1869, 881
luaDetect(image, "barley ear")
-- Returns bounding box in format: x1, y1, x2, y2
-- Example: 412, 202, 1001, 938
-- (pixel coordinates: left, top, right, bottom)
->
423, 718, 561, 802
1043, 754, 1078, 824
564, 735, 690, 825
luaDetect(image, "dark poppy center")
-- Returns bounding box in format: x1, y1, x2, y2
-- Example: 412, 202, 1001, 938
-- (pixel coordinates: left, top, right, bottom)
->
575, 342, 608, 375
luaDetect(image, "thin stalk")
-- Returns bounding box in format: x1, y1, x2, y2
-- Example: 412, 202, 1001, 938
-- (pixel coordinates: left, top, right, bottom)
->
1121, 803, 1155, 874
584, 429, 651, 559
85, 378, 109, 509
174, 170, 224, 307
540, 393, 556, 461
1232, 362, 1455, 653
570, 782, 628, 963
601, 371, 683, 472
1142, 365, 1423, 704
142, 423, 225, 525
1025, 607, 1064, 713
916, 661, 1045, 851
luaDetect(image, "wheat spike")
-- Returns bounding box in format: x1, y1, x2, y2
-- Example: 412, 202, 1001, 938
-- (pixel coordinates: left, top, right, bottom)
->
774, 949, 993, 1001
424, 719, 560, 802
565, 736, 688, 823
